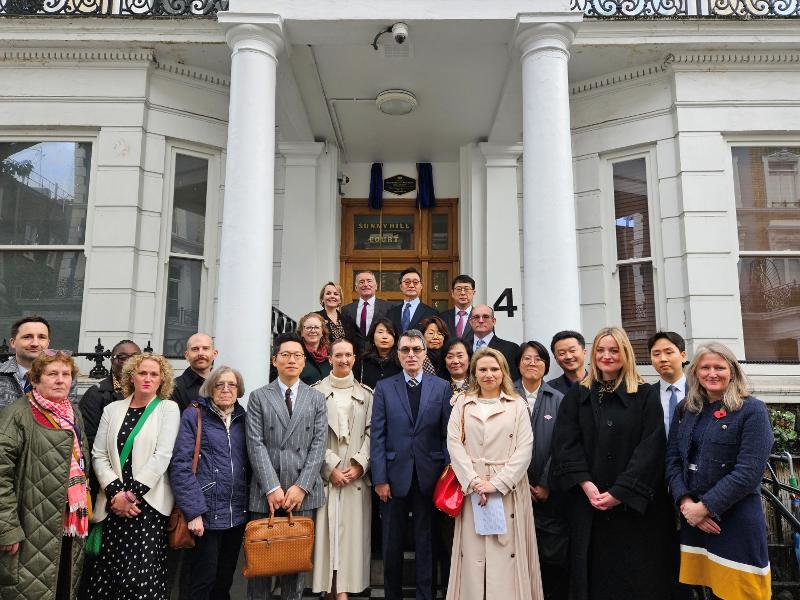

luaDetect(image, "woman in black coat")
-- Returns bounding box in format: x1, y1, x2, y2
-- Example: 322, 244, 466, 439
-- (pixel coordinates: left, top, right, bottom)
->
551, 326, 674, 600
352, 317, 401, 389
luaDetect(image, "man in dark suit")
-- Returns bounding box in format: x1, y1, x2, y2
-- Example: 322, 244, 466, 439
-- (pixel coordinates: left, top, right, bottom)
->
172, 332, 218, 411
246, 332, 327, 600
547, 330, 587, 396
341, 269, 393, 353
464, 304, 521, 380
386, 267, 438, 335
371, 329, 452, 600
439, 274, 475, 339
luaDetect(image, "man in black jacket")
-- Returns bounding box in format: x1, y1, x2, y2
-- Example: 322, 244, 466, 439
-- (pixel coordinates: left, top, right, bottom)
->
386, 267, 438, 334
173, 332, 218, 411
439, 274, 475, 339
341, 269, 394, 353
464, 304, 520, 380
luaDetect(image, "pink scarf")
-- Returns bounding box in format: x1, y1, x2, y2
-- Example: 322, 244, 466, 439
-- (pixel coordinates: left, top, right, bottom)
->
29, 389, 89, 537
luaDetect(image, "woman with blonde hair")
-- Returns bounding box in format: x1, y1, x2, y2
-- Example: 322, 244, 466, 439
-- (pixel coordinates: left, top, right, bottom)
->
87, 353, 180, 599
551, 327, 673, 600
316, 282, 358, 347
665, 343, 772, 600
446, 347, 543, 600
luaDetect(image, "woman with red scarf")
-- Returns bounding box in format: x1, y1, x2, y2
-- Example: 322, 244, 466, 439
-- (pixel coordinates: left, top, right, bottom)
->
298, 312, 333, 385
0, 350, 89, 600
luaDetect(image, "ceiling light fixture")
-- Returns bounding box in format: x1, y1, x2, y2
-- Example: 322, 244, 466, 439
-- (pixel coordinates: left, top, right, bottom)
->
376, 89, 418, 116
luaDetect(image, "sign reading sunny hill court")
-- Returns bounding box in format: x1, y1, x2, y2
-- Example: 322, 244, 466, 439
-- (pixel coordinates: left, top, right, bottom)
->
353, 215, 414, 250
383, 174, 416, 196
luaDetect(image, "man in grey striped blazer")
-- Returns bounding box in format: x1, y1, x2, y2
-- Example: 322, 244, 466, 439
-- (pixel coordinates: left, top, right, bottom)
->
246, 332, 328, 600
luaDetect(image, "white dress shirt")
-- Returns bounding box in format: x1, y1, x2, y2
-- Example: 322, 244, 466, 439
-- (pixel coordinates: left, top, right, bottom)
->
357, 296, 376, 332
659, 375, 686, 436
277, 378, 301, 412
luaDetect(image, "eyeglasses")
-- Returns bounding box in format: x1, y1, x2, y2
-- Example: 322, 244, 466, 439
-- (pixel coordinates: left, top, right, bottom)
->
214, 382, 238, 390
452, 286, 474, 293
277, 352, 305, 361
398, 346, 425, 355
43, 349, 72, 357
303, 325, 322, 332
426, 331, 444, 338
401, 279, 421, 286
112, 353, 140, 362
521, 356, 545, 365
470, 315, 493, 321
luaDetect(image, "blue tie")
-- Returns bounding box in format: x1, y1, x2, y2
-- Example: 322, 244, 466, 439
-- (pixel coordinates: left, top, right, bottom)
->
401, 303, 411, 332
667, 385, 678, 433
475, 338, 485, 351
22, 373, 32, 394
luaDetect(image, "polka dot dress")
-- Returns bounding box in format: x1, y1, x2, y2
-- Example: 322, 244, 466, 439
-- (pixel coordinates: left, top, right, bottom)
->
87, 406, 169, 600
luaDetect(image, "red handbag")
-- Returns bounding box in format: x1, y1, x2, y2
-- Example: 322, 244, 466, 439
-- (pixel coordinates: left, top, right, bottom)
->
434, 399, 467, 517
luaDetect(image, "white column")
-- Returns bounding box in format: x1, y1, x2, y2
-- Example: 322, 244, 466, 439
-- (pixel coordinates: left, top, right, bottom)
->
480, 143, 524, 343
277, 141, 325, 316
215, 22, 283, 396
515, 18, 582, 344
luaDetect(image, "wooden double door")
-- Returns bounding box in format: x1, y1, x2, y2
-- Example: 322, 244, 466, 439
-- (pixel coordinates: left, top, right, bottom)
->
340, 198, 460, 312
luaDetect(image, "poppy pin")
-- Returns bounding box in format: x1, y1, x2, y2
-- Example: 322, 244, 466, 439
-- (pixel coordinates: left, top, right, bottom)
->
713, 408, 727, 420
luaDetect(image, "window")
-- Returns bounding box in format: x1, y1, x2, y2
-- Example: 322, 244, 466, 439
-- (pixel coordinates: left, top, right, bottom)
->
733, 146, 800, 361
162, 152, 211, 357
612, 157, 656, 358
0, 141, 92, 348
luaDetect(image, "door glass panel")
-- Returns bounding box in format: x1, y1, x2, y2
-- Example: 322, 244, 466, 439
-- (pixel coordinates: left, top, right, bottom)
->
432, 299, 449, 312
170, 154, 208, 255
354, 215, 414, 250
431, 270, 449, 293
376, 270, 402, 293
163, 257, 202, 357
431, 213, 449, 250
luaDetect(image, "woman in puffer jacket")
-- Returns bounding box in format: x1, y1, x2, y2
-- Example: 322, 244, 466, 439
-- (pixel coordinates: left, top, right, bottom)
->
169, 365, 250, 600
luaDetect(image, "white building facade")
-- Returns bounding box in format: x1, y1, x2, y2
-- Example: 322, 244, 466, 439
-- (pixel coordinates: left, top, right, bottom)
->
1, 0, 800, 402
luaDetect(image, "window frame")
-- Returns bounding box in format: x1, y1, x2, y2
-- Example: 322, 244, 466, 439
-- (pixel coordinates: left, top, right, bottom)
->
729, 139, 800, 364
0, 132, 98, 353
155, 143, 220, 357
602, 148, 665, 344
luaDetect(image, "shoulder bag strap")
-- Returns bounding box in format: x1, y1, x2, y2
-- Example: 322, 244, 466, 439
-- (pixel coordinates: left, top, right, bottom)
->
119, 398, 161, 469
191, 401, 202, 474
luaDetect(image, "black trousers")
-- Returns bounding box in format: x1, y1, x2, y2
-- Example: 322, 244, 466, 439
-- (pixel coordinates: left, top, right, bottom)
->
55, 537, 73, 600
379, 473, 436, 600
189, 523, 246, 600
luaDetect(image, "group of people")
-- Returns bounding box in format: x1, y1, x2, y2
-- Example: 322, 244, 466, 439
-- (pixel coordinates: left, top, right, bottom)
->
0, 266, 775, 600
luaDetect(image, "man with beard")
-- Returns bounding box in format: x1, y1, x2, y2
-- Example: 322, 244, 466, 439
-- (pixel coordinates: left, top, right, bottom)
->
172, 332, 218, 411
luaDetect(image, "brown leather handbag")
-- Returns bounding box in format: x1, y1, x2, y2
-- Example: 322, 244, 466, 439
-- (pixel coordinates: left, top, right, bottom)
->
167, 402, 202, 550
242, 511, 315, 578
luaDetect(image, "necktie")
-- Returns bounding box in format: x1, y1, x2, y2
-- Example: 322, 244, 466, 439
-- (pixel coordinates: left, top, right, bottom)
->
667, 385, 678, 431
475, 338, 485, 350
360, 301, 369, 335
401, 303, 411, 332
408, 378, 418, 388
285, 388, 293, 418
455, 310, 466, 337
22, 373, 32, 394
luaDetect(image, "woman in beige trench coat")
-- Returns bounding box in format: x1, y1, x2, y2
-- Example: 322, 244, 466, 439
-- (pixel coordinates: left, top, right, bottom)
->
311, 338, 373, 599
446, 347, 543, 600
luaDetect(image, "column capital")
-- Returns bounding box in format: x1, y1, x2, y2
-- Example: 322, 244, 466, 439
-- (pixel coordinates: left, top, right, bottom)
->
219, 18, 285, 58
479, 142, 523, 168
514, 15, 582, 60
278, 141, 325, 166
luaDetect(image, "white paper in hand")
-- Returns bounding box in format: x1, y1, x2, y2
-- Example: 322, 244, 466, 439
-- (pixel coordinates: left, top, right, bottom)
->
470, 492, 506, 535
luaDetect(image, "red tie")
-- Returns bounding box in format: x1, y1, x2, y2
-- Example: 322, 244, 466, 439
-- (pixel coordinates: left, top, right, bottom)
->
456, 310, 466, 337
360, 300, 369, 335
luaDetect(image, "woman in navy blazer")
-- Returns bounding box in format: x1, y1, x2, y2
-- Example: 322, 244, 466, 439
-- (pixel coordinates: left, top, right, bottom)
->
665, 342, 773, 600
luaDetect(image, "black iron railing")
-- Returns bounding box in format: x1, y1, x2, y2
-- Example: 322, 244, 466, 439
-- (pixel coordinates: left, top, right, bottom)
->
0, 0, 227, 16
572, 0, 800, 17
0, 307, 297, 376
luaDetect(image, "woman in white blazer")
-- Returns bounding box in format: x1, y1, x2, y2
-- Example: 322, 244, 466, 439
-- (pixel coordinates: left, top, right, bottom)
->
86, 353, 180, 600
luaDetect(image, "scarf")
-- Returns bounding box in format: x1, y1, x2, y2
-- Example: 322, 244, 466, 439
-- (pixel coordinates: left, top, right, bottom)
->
29, 389, 89, 537
306, 342, 329, 364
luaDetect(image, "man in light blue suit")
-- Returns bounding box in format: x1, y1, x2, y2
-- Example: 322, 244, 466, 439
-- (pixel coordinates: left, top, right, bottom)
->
371, 329, 453, 600
246, 332, 327, 600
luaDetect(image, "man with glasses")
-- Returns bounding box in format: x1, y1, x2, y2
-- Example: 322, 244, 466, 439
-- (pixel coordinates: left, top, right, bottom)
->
387, 267, 438, 336
173, 332, 218, 411
464, 304, 521, 380
371, 329, 452, 600
0, 315, 77, 410
246, 332, 327, 600
439, 274, 475, 339
342, 269, 394, 353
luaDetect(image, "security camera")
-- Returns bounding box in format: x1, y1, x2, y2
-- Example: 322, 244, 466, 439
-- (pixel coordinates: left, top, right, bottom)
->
391, 22, 409, 44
